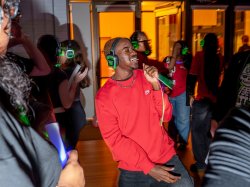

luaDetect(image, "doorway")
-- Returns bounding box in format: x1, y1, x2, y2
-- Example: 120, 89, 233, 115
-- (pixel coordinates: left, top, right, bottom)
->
234, 7, 250, 53
141, 1, 183, 61
98, 11, 135, 87
191, 6, 226, 56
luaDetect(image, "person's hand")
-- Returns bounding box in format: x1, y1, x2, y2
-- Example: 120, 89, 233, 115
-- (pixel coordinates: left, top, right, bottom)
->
143, 63, 160, 90
75, 67, 88, 84
8, 21, 31, 47
164, 86, 172, 95
57, 150, 85, 187
148, 165, 181, 183
210, 119, 219, 138
189, 95, 194, 107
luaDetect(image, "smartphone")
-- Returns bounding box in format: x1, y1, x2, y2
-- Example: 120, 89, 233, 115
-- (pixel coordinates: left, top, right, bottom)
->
78, 66, 86, 73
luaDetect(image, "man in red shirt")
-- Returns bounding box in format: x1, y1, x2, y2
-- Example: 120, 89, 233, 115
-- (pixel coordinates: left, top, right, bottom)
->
95, 37, 193, 186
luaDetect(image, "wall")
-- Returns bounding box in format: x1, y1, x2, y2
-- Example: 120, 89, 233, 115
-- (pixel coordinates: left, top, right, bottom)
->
142, 12, 156, 59
16, 0, 95, 118
19, 0, 68, 44
71, 2, 95, 119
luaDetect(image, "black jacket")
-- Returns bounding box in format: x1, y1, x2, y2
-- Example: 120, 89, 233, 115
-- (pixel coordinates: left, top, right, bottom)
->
212, 50, 250, 122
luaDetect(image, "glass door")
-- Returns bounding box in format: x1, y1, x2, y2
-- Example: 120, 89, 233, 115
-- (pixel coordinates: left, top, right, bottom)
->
141, 1, 183, 61
96, 5, 135, 87
234, 7, 250, 54
192, 6, 226, 56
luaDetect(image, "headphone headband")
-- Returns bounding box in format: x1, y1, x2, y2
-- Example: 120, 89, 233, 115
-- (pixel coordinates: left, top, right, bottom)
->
109, 37, 122, 56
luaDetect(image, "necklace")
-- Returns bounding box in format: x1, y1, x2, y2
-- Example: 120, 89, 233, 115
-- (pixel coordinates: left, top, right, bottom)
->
114, 73, 136, 88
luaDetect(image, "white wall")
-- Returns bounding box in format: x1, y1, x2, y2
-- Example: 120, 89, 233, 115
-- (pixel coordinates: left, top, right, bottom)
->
19, 0, 68, 44
71, 2, 95, 119
17, 0, 94, 119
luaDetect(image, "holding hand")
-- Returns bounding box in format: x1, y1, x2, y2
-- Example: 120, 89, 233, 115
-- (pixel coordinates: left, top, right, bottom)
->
148, 165, 181, 183
57, 150, 85, 187
143, 64, 160, 90
75, 67, 89, 84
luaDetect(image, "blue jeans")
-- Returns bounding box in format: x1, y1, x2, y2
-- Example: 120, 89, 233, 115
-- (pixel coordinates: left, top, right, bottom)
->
169, 92, 190, 142
119, 155, 194, 187
191, 99, 212, 164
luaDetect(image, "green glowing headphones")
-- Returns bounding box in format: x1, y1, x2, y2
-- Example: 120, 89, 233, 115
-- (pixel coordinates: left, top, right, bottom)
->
106, 38, 122, 69
57, 47, 75, 59
181, 46, 189, 55
131, 40, 139, 49
200, 39, 205, 47
175, 40, 189, 56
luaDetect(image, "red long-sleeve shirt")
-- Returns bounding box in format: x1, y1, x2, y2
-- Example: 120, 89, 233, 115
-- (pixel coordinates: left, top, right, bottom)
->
95, 70, 175, 174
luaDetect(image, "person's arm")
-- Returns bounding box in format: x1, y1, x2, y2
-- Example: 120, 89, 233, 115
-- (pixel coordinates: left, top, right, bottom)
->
8, 21, 50, 76
21, 35, 51, 76
143, 64, 172, 122
59, 68, 88, 109
186, 52, 200, 107
167, 43, 182, 71
57, 150, 85, 187
186, 74, 197, 107
95, 96, 155, 174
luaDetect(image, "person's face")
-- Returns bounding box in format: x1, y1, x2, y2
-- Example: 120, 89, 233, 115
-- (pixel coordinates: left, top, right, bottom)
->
136, 33, 150, 52
58, 54, 67, 65
115, 39, 138, 70
0, 0, 11, 55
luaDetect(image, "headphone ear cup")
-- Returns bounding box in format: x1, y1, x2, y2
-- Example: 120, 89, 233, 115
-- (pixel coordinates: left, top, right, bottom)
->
66, 49, 75, 59
181, 47, 188, 55
106, 54, 119, 69
200, 39, 205, 47
106, 54, 114, 67
132, 41, 139, 49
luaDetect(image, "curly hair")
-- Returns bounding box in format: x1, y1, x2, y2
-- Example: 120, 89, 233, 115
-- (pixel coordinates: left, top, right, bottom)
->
0, 56, 31, 113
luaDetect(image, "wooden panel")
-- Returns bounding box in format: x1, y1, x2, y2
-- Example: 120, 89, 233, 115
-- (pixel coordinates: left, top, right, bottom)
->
77, 140, 119, 187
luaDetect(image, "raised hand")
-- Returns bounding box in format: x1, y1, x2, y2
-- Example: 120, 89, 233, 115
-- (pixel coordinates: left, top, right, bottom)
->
75, 67, 88, 84
143, 63, 160, 90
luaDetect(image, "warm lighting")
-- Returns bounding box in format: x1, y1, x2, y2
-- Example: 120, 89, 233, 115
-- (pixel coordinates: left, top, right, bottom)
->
69, 4, 74, 40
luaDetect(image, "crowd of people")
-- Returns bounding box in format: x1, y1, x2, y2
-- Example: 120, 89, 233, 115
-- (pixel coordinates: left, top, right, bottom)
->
0, 0, 249, 186
0, 0, 85, 186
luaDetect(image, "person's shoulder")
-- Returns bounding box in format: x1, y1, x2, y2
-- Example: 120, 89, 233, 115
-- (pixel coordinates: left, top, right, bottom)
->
135, 69, 143, 75
232, 50, 250, 65
95, 79, 115, 101
234, 50, 250, 58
